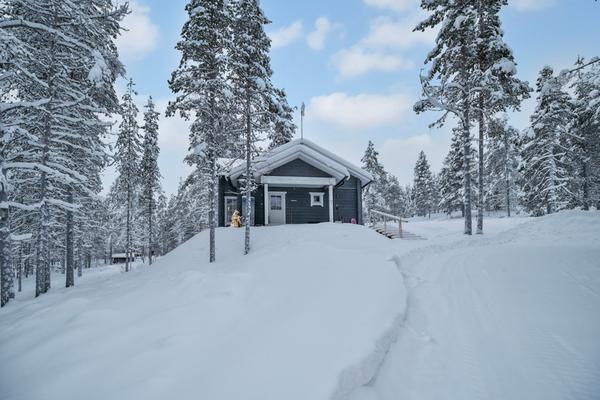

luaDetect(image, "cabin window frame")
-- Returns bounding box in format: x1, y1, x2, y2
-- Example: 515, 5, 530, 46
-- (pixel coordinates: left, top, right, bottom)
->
310, 192, 325, 207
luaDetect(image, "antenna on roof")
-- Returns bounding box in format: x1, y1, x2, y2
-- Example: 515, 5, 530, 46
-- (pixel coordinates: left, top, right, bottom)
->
300, 102, 305, 140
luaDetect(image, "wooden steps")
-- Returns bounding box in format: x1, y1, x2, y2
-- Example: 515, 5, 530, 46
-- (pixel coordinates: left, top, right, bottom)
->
373, 226, 426, 241
369, 210, 426, 240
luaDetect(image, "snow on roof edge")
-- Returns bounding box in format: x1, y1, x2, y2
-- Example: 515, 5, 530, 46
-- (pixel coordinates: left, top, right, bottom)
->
228, 139, 373, 186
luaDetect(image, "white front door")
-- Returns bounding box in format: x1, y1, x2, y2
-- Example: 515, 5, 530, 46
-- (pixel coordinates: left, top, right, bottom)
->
269, 192, 286, 225
224, 196, 237, 226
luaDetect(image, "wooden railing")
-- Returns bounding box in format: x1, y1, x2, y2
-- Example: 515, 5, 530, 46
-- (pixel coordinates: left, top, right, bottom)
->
370, 210, 408, 239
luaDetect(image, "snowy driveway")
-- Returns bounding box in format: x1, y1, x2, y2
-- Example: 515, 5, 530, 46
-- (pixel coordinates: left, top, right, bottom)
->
351, 211, 600, 400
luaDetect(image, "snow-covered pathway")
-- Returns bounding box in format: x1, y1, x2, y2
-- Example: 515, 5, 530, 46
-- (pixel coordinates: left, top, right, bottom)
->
351, 211, 600, 400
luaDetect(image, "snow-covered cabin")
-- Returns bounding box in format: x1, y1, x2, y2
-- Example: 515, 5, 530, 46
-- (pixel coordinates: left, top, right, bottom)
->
219, 139, 373, 227
110, 253, 135, 264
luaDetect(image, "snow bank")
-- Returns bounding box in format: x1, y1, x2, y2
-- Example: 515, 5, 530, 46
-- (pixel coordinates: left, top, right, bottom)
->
0, 223, 406, 400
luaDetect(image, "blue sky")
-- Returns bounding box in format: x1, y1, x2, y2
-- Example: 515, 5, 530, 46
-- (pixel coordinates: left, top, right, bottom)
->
108, 0, 600, 195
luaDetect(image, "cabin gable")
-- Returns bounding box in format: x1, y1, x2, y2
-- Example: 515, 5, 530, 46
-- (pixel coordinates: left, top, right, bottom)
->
266, 158, 332, 178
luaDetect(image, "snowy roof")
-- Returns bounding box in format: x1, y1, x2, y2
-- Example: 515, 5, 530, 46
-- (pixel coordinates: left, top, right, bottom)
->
228, 139, 373, 187
217, 157, 245, 172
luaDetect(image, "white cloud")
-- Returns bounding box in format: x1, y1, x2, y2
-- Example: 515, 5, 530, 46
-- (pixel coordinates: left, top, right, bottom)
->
364, 0, 418, 12
512, 0, 557, 12
331, 12, 434, 79
308, 92, 412, 130
378, 133, 451, 184
332, 47, 413, 79
361, 16, 436, 50
268, 20, 303, 49
116, 1, 159, 62
307, 17, 334, 50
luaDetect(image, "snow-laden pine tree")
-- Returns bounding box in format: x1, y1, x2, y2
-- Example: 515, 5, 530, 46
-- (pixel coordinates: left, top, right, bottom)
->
139, 97, 161, 265
384, 174, 405, 217
472, 0, 530, 233
229, 0, 275, 255
158, 171, 210, 255
485, 117, 521, 216
413, 151, 434, 218
415, 0, 477, 234
168, 0, 233, 263
520, 66, 574, 216
0, 0, 126, 301
268, 88, 296, 150
439, 127, 467, 216
430, 173, 441, 215
361, 141, 388, 222
105, 182, 122, 264
402, 184, 416, 217
570, 58, 600, 210
161, 193, 180, 253
0, 14, 31, 305
114, 79, 142, 272
154, 192, 169, 256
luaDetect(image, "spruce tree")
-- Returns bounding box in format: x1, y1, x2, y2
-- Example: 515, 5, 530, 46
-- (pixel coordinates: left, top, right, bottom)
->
413, 151, 434, 218
415, 0, 477, 234
520, 66, 574, 215
570, 58, 600, 210
114, 79, 142, 272
485, 117, 521, 216
229, 0, 275, 255
472, 0, 530, 233
439, 127, 466, 216
430, 173, 441, 215
168, 0, 233, 263
155, 193, 169, 256
139, 97, 162, 265
385, 174, 405, 217
1, 0, 126, 301
268, 88, 296, 150
361, 141, 387, 222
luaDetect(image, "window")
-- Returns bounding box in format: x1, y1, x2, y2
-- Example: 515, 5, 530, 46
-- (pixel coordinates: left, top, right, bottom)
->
310, 192, 324, 207
270, 195, 282, 210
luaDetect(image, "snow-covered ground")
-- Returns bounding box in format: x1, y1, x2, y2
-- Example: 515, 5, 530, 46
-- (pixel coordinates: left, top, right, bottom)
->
0, 224, 405, 400
351, 211, 600, 400
1, 211, 599, 400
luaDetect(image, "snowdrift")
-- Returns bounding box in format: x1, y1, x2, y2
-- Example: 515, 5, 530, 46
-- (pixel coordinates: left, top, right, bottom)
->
0, 223, 407, 400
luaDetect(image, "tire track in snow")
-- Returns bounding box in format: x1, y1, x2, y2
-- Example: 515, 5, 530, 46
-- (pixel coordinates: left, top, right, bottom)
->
332, 239, 468, 400
341, 216, 571, 400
